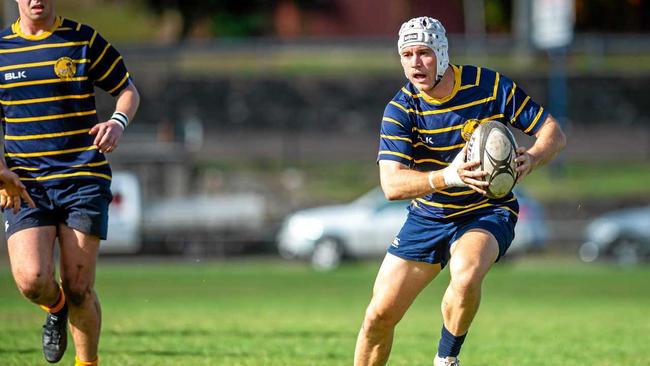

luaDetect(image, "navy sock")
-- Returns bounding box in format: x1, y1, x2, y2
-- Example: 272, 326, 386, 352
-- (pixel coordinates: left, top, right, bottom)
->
51, 302, 68, 318
437, 325, 467, 358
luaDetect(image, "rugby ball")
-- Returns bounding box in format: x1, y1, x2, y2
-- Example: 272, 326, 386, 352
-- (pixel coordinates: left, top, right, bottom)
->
465, 121, 518, 199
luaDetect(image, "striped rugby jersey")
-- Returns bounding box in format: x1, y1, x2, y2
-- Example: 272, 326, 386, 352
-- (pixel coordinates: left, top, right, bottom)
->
0, 16, 132, 186
378, 64, 548, 220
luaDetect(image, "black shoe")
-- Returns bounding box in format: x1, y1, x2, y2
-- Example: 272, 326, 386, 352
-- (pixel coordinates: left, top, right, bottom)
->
42, 311, 68, 363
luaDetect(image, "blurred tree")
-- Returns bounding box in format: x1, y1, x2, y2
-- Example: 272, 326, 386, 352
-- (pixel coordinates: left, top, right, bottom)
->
146, 0, 332, 39
484, 0, 511, 33
575, 0, 650, 32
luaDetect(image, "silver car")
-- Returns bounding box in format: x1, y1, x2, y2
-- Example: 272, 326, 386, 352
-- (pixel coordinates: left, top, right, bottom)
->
277, 187, 547, 270
579, 206, 650, 264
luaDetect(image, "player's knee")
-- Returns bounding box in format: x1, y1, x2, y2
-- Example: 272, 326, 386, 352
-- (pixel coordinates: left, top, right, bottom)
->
449, 268, 482, 296
62, 283, 93, 307
16, 272, 51, 301
363, 305, 400, 334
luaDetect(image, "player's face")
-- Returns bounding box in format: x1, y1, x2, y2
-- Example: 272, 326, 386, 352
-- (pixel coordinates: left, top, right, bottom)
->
15, 0, 54, 22
400, 45, 437, 92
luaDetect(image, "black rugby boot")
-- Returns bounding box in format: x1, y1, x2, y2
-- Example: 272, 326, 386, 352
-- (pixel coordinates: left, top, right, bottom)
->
42, 307, 68, 363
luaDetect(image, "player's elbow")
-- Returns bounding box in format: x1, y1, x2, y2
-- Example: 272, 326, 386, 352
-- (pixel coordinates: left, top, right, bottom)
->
382, 186, 404, 201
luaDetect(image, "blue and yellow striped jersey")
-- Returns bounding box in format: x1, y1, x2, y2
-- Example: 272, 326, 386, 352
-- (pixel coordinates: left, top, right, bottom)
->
378, 65, 548, 219
0, 17, 132, 186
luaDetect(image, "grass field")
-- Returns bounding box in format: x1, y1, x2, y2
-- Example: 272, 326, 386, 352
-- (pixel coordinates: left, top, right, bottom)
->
1, 257, 649, 366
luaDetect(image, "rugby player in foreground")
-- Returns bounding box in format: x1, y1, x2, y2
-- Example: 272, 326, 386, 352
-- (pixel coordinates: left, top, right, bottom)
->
354, 16, 566, 366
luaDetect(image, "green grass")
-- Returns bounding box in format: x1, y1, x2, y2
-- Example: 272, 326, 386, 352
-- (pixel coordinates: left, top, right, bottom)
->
1, 257, 649, 365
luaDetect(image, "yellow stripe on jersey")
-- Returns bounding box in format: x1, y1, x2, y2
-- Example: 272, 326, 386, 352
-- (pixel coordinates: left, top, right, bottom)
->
389, 101, 410, 114
5, 128, 91, 140
3, 34, 19, 40
416, 197, 489, 209
382, 117, 404, 128
506, 82, 517, 106
445, 203, 493, 218
71, 160, 109, 168
10, 166, 40, 171
413, 124, 464, 134
56, 27, 73, 31
413, 158, 449, 166
0, 41, 89, 54
0, 59, 89, 72
0, 93, 95, 106
499, 205, 519, 217
107, 73, 130, 94
378, 150, 412, 160
413, 142, 465, 151
524, 107, 545, 134
435, 189, 475, 197
510, 95, 530, 124
75, 23, 82, 31
381, 134, 411, 142
392, 74, 501, 116
89, 30, 98, 48
459, 67, 481, 90
11, 160, 108, 171
11, 17, 63, 41
5, 110, 95, 123
445, 197, 517, 218
89, 43, 110, 71
0, 76, 88, 89
400, 87, 415, 97
5, 145, 97, 158
480, 114, 505, 123
20, 171, 111, 182
96, 56, 123, 82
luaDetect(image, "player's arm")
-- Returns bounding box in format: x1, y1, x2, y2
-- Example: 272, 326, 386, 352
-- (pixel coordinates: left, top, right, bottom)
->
89, 83, 140, 153
514, 114, 567, 182
379, 153, 488, 201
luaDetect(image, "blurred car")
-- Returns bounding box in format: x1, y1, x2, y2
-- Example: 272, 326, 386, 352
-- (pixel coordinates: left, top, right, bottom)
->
277, 187, 547, 270
579, 206, 650, 264
101, 171, 143, 254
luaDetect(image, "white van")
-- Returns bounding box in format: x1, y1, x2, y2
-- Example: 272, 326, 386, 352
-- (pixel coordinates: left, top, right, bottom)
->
102, 171, 142, 254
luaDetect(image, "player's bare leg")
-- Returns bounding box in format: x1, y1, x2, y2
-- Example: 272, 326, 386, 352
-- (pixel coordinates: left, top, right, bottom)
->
355, 253, 442, 366
8, 227, 69, 362
59, 224, 101, 364
437, 229, 499, 363
7, 227, 59, 307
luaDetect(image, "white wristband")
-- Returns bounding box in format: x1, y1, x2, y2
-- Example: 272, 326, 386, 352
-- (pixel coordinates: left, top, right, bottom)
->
427, 171, 437, 191
110, 111, 129, 130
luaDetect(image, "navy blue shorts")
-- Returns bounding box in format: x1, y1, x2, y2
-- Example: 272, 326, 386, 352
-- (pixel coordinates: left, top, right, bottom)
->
3, 181, 112, 240
387, 208, 517, 268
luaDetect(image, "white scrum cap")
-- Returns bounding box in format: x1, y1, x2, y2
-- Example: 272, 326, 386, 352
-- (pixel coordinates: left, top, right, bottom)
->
398, 17, 449, 83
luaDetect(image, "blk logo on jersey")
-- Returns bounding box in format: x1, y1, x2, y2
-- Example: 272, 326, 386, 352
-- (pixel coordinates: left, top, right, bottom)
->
4, 71, 26, 81
419, 136, 435, 145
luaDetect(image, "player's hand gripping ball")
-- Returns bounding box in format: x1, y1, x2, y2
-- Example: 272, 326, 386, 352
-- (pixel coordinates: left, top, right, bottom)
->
465, 121, 518, 199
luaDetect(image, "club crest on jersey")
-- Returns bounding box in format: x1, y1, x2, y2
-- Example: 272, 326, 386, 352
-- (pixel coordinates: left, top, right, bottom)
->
54, 57, 76, 79
461, 119, 480, 141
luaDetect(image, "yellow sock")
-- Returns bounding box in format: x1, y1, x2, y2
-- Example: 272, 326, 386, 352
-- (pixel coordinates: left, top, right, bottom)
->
39, 287, 66, 313
75, 356, 99, 366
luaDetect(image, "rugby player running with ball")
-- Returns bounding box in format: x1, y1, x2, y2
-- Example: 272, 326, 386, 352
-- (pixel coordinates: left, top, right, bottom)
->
354, 16, 566, 366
